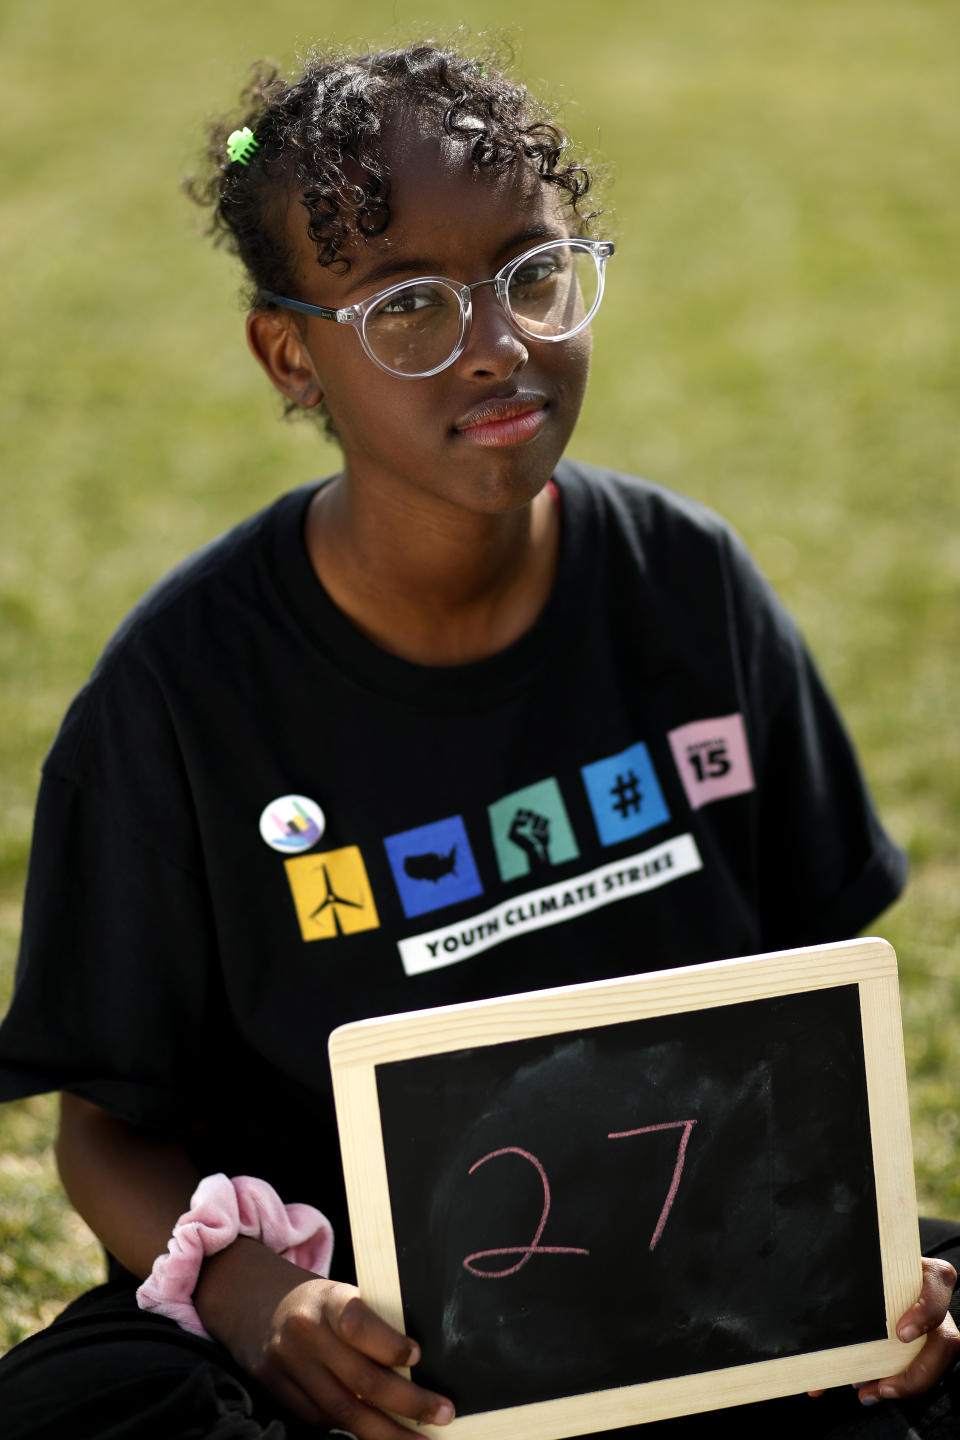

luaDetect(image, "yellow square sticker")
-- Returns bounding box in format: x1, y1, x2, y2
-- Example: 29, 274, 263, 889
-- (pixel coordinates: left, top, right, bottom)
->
284, 847, 380, 942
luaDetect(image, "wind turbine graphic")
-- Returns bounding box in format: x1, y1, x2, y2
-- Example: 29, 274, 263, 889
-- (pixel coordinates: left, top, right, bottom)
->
309, 863, 364, 935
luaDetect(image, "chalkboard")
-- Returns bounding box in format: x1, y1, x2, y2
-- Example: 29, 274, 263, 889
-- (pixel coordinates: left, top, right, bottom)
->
329, 940, 922, 1438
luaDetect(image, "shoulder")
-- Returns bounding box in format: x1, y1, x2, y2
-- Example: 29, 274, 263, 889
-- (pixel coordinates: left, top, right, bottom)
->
553, 458, 757, 582
555, 458, 729, 534
46, 481, 324, 777
554, 458, 778, 626
554, 458, 812, 715
102, 482, 320, 658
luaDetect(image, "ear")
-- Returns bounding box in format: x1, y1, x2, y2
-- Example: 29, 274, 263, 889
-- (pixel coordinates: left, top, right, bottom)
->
246, 308, 324, 409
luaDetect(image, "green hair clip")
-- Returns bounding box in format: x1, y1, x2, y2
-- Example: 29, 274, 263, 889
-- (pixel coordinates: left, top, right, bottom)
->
226, 127, 259, 165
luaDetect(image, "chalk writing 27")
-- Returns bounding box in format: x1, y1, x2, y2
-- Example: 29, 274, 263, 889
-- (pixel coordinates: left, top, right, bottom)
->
608, 1119, 697, 1250
461, 1122, 697, 1277
461, 1146, 591, 1278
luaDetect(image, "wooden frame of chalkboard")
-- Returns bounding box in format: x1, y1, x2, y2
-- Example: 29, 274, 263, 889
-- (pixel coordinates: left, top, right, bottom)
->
329, 938, 921, 1437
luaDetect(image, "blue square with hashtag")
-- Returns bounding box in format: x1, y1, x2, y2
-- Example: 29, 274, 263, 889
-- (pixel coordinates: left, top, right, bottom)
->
581, 741, 671, 846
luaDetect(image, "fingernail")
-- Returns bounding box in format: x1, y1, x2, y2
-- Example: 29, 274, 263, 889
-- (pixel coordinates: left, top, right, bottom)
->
879, 1385, 897, 1400
899, 1324, 921, 1342
407, 1342, 421, 1366
860, 1393, 878, 1406
431, 1402, 455, 1425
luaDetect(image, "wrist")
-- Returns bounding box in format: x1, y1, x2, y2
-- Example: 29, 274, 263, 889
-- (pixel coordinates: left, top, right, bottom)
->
195, 1236, 319, 1352
135, 1173, 333, 1339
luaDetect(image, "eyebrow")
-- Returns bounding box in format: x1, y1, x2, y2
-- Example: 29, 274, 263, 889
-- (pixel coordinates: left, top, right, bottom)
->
346, 224, 565, 294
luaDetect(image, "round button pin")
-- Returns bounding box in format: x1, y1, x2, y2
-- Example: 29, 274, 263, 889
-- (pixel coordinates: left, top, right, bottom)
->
259, 795, 326, 853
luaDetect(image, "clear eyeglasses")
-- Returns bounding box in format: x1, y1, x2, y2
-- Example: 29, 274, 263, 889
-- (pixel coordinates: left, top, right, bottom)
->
259, 237, 615, 379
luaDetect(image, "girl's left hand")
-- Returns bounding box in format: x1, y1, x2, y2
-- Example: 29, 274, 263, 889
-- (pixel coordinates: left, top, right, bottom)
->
809, 1256, 959, 1404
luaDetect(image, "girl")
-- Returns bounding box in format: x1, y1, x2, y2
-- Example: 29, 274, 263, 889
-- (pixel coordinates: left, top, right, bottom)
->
0, 41, 957, 1440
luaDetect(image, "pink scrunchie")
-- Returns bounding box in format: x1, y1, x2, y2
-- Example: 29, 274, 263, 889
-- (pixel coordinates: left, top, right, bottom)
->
136, 1173, 334, 1338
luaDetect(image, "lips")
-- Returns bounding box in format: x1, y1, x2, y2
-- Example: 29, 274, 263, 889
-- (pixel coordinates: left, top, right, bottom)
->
453, 392, 548, 448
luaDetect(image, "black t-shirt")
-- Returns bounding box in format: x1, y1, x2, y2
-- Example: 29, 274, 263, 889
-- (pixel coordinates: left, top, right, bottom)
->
0, 461, 906, 1280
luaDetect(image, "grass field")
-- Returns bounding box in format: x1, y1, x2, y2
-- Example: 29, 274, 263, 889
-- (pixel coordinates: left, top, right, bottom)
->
1, 0, 958, 1351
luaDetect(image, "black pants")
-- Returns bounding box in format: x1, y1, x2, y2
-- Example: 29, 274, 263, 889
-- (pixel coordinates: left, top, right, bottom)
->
2, 1222, 959, 1440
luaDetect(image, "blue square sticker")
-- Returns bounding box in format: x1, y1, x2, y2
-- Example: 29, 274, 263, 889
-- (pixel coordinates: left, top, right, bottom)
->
581, 741, 670, 846
384, 815, 484, 919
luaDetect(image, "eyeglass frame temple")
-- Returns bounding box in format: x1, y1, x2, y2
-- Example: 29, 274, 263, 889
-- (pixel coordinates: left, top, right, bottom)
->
257, 293, 361, 324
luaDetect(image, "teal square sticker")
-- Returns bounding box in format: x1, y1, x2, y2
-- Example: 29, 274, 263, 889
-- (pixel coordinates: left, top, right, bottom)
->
487, 778, 580, 882
581, 742, 670, 846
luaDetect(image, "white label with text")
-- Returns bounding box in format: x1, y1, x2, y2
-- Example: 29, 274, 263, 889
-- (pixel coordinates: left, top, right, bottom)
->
398, 833, 703, 976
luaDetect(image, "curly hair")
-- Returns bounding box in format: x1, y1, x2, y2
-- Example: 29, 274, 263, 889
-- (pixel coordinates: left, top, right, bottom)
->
186, 41, 599, 299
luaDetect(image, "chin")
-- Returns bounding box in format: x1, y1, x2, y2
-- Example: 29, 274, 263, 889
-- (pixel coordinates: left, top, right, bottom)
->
456, 462, 554, 516
459, 431, 568, 511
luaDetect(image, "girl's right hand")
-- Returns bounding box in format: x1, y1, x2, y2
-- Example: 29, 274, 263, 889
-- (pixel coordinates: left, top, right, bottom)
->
196, 1240, 455, 1438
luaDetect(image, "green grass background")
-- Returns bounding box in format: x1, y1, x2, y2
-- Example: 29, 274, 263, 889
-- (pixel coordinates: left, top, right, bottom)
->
1, 0, 958, 1350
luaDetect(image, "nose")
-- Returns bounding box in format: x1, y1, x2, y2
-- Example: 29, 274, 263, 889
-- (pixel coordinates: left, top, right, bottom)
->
455, 282, 528, 381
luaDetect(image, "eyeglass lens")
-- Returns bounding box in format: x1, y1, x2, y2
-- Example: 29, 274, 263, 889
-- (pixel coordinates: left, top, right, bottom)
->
361, 243, 602, 376
363, 281, 467, 377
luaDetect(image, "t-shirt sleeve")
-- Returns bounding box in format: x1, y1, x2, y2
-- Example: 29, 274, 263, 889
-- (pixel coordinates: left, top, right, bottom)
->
720, 527, 908, 950
0, 667, 222, 1135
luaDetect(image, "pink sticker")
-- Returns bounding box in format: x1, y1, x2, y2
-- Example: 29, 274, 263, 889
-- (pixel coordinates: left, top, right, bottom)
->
667, 713, 755, 811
